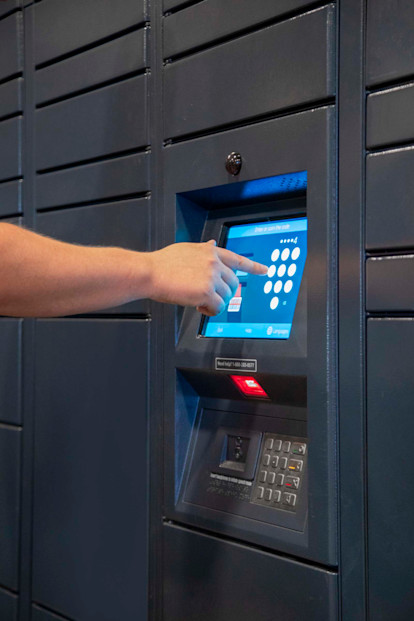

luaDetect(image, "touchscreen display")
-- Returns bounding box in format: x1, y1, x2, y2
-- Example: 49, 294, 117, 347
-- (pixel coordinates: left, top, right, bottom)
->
201, 216, 307, 339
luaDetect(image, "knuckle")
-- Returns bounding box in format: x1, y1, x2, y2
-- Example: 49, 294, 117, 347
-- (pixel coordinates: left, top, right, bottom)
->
203, 284, 215, 299
208, 255, 220, 269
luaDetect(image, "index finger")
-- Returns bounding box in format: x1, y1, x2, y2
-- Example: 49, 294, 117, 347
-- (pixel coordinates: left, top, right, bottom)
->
217, 247, 268, 275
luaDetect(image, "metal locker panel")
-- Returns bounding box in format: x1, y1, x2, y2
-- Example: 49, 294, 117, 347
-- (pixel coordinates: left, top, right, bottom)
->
0, 13, 22, 81
0, 320, 22, 425
0, 118, 21, 182
163, 524, 338, 621
367, 255, 414, 312
32, 605, 70, 621
164, 5, 336, 139
36, 28, 148, 105
367, 0, 414, 87
36, 198, 150, 314
366, 148, 414, 250
0, 427, 21, 591
164, 0, 320, 58
367, 319, 414, 620
0, 77, 22, 120
0, 588, 17, 621
36, 152, 150, 210
32, 320, 149, 621
36, 76, 148, 171
34, 0, 146, 65
164, 107, 332, 202
0, 0, 20, 18
0, 179, 22, 217
367, 83, 414, 149
164, 0, 191, 11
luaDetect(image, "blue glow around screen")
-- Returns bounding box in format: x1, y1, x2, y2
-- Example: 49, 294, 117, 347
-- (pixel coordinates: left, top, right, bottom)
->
202, 217, 307, 339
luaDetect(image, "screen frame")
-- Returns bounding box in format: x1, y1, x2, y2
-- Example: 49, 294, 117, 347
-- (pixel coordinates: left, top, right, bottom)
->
175, 197, 308, 380
198, 212, 308, 340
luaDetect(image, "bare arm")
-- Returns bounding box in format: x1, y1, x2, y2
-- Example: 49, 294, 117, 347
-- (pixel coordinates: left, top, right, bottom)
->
0, 224, 267, 317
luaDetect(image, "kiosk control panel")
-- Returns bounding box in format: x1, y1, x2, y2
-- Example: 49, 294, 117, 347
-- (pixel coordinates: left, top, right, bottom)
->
172, 196, 311, 548
185, 426, 307, 515
174, 211, 309, 530
165, 121, 337, 565
181, 407, 308, 533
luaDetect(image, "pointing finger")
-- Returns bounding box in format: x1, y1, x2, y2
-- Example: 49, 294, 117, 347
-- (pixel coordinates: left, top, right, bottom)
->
217, 247, 268, 275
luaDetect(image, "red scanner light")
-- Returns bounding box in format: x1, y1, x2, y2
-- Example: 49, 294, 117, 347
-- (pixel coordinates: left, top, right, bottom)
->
230, 375, 269, 399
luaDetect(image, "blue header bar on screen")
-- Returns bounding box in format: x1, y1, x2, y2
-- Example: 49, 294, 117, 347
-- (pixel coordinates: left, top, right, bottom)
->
227, 217, 307, 240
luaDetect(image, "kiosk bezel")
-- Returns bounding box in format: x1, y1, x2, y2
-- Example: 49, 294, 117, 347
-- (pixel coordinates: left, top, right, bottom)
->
162, 106, 337, 566
176, 200, 307, 380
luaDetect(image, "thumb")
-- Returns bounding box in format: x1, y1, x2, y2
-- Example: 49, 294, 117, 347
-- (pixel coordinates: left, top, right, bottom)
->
206, 239, 217, 246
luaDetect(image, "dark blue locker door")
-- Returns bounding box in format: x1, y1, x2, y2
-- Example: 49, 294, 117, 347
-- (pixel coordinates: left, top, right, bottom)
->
0, 427, 21, 591
368, 318, 414, 620
32, 320, 149, 621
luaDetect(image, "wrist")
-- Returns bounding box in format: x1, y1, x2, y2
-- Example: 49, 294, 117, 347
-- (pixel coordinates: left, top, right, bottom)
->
123, 248, 155, 301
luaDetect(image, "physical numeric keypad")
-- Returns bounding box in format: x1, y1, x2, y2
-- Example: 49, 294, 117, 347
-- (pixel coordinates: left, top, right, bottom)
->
251, 433, 307, 512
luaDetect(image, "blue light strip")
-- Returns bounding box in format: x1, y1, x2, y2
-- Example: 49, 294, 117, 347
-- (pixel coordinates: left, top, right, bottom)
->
238, 171, 308, 201
179, 170, 307, 208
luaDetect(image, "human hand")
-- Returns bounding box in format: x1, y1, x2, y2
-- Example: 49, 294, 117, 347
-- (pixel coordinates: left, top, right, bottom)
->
148, 240, 268, 316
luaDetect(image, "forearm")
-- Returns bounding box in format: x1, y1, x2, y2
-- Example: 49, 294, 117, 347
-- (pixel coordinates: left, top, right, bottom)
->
0, 224, 151, 317
0, 223, 267, 318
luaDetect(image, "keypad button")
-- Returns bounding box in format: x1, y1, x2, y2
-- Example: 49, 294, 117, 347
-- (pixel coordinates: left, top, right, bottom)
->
276, 474, 285, 486
265, 489, 272, 501
285, 476, 300, 490
279, 457, 288, 470
257, 486, 265, 499
273, 490, 281, 503
268, 472, 276, 485
274, 440, 282, 451
259, 470, 267, 483
282, 441, 291, 453
271, 456, 279, 468
282, 492, 297, 507
263, 454, 271, 466
288, 459, 303, 472
265, 438, 274, 450
292, 442, 306, 455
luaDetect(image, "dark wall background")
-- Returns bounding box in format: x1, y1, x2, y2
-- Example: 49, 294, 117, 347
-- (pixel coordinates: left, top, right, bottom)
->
1, 0, 414, 620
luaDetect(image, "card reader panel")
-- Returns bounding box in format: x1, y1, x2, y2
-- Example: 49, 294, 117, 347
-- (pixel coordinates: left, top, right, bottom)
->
180, 408, 308, 533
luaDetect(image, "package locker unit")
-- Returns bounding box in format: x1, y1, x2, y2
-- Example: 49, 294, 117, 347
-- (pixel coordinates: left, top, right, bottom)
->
0, 1, 414, 620
365, 2, 414, 618
1, 1, 151, 620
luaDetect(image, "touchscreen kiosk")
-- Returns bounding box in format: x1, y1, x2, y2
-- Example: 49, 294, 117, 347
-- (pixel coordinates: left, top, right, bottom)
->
202, 217, 307, 340
165, 109, 336, 570
175, 212, 310, 533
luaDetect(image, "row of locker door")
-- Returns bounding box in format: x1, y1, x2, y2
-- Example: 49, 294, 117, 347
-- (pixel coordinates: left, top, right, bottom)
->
0, 319, 149, 621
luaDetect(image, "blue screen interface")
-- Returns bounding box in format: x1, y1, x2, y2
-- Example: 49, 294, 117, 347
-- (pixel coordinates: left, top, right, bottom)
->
202, 217, 307, 339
